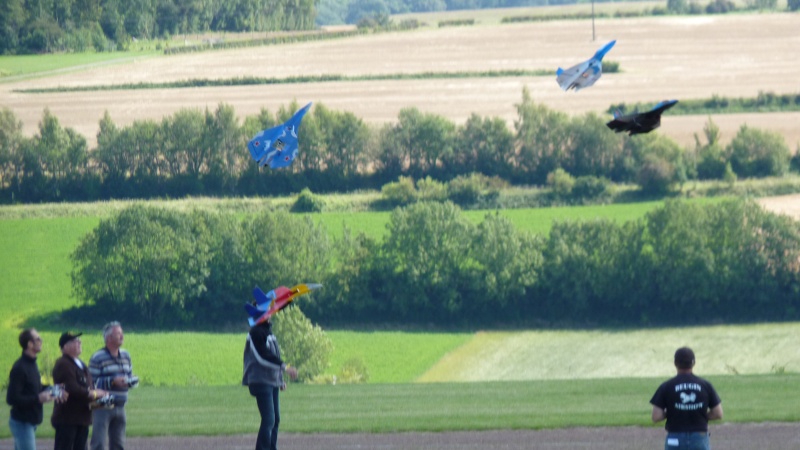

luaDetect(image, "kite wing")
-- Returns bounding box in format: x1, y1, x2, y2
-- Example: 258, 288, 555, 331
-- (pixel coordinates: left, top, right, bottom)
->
245, 283, 323, 326
556, 40, 616, 92
606, 100, 678, 135
247, 102, 312, 169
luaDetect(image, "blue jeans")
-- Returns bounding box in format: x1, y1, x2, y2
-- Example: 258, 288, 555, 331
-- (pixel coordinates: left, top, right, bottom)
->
249, 384, 280, 450
665, 432, 711, 450
91, 406, 127, 450
8, 417, 37, 450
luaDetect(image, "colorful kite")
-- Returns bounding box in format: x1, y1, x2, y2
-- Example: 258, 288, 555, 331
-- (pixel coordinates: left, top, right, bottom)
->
244, 283, 322, 326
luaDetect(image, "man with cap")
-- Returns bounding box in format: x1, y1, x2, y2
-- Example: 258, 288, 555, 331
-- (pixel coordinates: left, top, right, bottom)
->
7, 328, 64, 450
52, 332, 108, 450
650, 347, 723, 450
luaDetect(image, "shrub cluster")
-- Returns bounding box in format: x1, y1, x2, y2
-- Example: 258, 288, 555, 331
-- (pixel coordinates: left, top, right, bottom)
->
71, 200, 800, 331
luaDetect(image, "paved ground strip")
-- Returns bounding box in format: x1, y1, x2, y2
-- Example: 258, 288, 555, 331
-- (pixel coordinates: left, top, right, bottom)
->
2, 422, 798, 450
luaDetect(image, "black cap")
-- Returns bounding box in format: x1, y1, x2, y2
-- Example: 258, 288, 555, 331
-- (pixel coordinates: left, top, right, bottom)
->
59, 331, 83, 348
674, 347, 695, 369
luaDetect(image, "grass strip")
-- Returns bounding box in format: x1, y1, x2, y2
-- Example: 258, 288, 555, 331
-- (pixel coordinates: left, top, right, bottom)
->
14, 69, 554, 93
2, 374, 797, 437
608, 92, 800, 115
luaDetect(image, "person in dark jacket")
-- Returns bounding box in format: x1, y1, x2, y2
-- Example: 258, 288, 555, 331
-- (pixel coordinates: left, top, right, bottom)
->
242, 315, 297, 450
7, 328, 62, 450
51, 332, 107, 450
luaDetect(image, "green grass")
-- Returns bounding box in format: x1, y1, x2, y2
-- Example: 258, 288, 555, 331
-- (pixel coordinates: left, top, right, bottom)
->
2, 374, 799, 437
0, 52, 158, 81
324, 331, 472, 383
418, 323, 800, 382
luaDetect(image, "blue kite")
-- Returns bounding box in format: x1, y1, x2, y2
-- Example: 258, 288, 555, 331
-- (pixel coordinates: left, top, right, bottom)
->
247, 102, 312, 169
556, 40, 616, 92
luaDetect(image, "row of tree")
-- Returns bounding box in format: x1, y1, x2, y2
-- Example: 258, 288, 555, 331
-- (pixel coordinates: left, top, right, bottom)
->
70, 199, 800, 331
1, 90, 796, 204
0, 0, 317, 54
321, 0, 799, 27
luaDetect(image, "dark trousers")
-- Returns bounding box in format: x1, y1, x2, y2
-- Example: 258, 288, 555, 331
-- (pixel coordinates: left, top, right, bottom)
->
249, 384, 280, 450
53, 424, 89, 450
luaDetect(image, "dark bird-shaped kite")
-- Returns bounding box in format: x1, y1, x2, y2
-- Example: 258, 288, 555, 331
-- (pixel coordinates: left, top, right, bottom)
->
606, 100, 678, 135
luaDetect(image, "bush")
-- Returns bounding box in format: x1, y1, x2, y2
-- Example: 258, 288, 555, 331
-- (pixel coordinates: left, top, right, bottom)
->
696, 143, 727, 180
337, 357, 369, 383
601, 61, 620, 73
271, 306, 333, 383
380, 176, 417, 206
791, 146, 800, 173
706, 0, 736, 13
546, 168, 575, 198
416, 176, 448, 202
572, 176, 612, 202
727, 125, 790, 178
291, 188, 326, 212
789, 0, 800, 10
447, 173, 506, 207
637, 154, 675, 194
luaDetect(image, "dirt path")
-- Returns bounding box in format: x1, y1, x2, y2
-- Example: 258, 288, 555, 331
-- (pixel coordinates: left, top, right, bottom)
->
757, 194, 800, 221
2, 423, 798, 450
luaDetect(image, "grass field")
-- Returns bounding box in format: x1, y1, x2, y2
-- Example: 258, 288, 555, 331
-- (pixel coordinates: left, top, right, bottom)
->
3, 12, 800, 148
418, 323, 800, 382
2, 373, 799, 438
0, 52, 158, 81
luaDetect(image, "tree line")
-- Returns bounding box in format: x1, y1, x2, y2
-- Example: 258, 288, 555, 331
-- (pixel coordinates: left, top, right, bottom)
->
1, 89, 797, 204
69, 199, 800, 331
0, 0, 316, 54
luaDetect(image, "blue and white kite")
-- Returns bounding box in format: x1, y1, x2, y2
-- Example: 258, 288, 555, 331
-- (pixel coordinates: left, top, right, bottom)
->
556, 40, 616, 92
247, 102, 312, 169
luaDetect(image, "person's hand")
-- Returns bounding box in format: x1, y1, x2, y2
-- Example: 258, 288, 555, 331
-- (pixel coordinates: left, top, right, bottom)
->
92, 389, 109, 399
57, 390, 69, 403
38, 390, 53, 403
286, 366, 298, 381
280, 382, 287, 391
112, 376, 127, 389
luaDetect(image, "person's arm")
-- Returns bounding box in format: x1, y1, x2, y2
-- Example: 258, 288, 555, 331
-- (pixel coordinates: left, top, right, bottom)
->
708, 403, 723, 421
6, 365, 46, 407
651, 405, 667, 423
54, 359, 96, 404
248, 329, 283, 367
89, 351, 111, 390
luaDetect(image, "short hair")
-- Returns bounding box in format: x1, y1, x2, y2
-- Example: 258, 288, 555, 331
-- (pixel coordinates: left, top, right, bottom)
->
19, 329, 35, 349
674, 347, 695, 369
103, 321, 122, 340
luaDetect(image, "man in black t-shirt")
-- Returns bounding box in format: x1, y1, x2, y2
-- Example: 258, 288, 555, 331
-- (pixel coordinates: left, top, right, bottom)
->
650, 347, 723, 450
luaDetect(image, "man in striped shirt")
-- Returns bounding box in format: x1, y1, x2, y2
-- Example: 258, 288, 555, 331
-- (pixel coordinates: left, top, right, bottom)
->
89, 321, 136, 450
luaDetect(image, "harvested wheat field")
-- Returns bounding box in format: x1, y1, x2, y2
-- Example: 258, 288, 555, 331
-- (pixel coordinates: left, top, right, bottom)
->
2, 13, 799, 148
